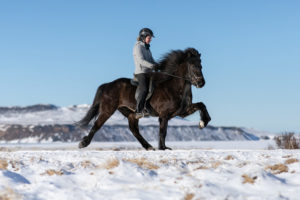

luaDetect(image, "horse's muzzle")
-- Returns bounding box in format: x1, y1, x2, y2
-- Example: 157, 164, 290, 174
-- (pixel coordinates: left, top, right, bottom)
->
194, 78, 205, 88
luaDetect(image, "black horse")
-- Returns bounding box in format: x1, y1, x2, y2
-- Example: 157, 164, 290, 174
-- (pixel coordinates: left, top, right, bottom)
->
76, 48, 211, 150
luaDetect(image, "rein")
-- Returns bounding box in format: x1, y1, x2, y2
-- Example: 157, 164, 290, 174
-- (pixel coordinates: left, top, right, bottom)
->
158, 71, 191, 82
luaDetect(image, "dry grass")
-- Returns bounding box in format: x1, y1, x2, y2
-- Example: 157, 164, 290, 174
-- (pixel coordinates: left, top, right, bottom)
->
267, 145, 275, 150
41, 169, 63, 176
282, 155, 292, 158
184, 193, 195, 200
211, 161, 222, 169
285, 158, 299, 165
266, 164, 288, 174
224, 155, 234, 160
0, 159, 8, 170
193, 161, 223, 170
262, 154, 271, 158
123, 157, 159, 170
275, 133, 300, 149
186, 160, 204, 165
159, 159, 169, 164
80, 160, 95, 168
194, 161, 223, 170
242, 174, 257, 184
99, 158, 120, 170
0, 187, 22, 200
237, 162, 248, 168
0, 147, 12, 152
8, 160, 20, 171
194, 165, 209, 170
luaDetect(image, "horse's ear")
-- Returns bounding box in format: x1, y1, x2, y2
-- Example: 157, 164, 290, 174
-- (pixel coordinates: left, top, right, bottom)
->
186, 51, 192, 58
185, 48, 193, 58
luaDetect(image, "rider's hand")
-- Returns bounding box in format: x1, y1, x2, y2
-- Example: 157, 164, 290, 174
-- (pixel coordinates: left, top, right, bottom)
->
153, 64, 159, 72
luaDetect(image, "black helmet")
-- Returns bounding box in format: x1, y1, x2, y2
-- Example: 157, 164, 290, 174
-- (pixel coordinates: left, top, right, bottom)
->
139, 28, 155, 38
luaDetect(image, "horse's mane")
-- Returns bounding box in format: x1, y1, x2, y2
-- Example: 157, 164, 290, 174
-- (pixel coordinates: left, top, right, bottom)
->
157, 50, 186, 73
157, 48, 200, 73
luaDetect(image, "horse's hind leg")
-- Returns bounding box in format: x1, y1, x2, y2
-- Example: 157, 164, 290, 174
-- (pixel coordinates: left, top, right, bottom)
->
127, 112, 155, 150
78, 112, 111, 148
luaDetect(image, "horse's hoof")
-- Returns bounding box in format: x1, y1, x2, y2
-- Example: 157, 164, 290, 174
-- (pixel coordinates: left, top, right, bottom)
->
199, 120, 205, 129
159, 146, 172, 151
78, 141, 86, 149
146, 146, 156, 151
78, 137, 89, 149
165, 146, 172, 150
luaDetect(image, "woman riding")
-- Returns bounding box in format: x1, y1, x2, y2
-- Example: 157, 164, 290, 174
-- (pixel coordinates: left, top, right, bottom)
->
133, 28, 157, 119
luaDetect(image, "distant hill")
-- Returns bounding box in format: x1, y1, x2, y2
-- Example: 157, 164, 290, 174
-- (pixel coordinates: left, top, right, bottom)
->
0, 104, 269, 143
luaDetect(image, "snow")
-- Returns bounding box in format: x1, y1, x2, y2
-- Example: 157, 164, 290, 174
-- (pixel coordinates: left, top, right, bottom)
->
0, 105, 89, 125
0, 125, 8, 132
1, 141, 300, 200
0, 140, 276, 150
242, 127, 275, 139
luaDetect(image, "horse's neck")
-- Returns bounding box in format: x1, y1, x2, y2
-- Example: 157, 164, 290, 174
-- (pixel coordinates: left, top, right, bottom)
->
167, 78, 192, 117
167, 74, 191, 99
172, 66, 189, 93
155, 64, 191, 97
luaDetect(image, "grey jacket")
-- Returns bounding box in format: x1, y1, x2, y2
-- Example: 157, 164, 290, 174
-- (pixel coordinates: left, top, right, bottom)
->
133, 41, 156, 74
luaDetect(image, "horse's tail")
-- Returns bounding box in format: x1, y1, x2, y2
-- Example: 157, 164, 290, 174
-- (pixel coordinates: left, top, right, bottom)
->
75, 85, 103, 127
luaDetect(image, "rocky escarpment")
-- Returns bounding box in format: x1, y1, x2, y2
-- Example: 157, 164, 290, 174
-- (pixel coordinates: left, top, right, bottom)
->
0, 104, 261, 143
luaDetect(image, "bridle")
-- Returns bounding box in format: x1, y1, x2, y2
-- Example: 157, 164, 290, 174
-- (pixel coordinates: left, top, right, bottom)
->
157, 63, 199, 84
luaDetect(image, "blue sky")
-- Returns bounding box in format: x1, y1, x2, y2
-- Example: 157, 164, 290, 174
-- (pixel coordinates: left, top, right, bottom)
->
0, 1, 299, 133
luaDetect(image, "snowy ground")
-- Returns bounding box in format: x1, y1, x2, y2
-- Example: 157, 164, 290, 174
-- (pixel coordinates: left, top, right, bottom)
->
1, 141, 300, 200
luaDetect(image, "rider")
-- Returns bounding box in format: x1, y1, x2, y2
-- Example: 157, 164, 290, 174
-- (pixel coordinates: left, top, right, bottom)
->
133, 28, 157, 119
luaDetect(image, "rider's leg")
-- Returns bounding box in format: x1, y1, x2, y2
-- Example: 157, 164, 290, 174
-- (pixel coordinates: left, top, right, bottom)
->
135, 73, 149, 116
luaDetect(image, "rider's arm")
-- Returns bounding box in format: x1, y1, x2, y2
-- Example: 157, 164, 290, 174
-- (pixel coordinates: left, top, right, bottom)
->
134, 44, 154, 69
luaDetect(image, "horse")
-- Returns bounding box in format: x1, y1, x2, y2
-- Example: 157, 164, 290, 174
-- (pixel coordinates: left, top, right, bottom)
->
76, 47, 211, 150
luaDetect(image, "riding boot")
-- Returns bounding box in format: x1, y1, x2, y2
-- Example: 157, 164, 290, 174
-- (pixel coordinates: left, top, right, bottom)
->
143, 100, 152, 116
136, 93, 147, 119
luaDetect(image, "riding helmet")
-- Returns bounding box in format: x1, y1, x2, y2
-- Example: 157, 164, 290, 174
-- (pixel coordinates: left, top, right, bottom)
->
139, 28, 155, 38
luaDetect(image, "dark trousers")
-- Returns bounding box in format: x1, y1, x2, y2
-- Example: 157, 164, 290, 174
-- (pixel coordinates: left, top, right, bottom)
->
135, 73, 150, 112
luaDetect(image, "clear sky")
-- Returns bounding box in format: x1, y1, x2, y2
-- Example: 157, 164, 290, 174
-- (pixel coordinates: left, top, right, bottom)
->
0, 0, 299, 133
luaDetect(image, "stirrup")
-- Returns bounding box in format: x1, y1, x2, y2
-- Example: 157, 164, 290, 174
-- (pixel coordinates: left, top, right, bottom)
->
135, 112, 144, 119
143, 109, 150, 117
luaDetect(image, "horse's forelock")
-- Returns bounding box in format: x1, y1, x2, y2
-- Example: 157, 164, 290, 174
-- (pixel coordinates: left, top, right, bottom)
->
184, 48, 200, 58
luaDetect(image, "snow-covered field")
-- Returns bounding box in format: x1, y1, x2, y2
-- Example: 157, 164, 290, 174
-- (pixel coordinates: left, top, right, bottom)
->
1, 141, 300, 200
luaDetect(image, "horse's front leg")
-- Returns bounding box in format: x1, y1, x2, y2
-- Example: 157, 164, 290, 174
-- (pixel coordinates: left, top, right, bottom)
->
197, 102, 211, 128
179, 102, 211, 129
158, 118, 172, 150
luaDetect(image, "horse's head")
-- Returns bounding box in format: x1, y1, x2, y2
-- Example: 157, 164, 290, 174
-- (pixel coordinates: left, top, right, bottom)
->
184, 48, 205, 88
